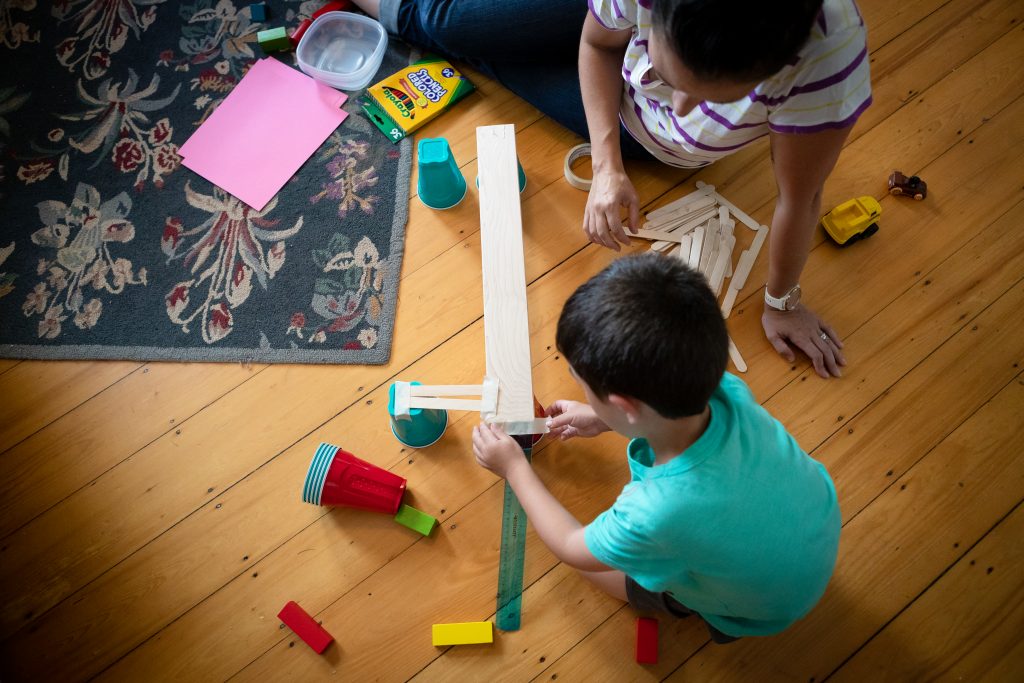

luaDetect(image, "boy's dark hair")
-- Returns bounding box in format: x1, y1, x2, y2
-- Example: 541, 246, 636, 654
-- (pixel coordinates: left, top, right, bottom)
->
556, 253, 729, 418
651, 0, 824, 83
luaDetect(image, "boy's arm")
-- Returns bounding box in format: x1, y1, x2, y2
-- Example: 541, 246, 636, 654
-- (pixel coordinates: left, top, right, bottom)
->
473, 423, 611, 572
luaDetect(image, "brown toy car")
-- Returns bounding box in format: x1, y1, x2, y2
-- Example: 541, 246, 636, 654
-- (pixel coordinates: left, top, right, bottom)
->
888, 171, 926, 200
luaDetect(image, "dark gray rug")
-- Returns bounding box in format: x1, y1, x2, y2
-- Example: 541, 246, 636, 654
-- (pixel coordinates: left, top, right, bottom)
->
0, 1, 412, 364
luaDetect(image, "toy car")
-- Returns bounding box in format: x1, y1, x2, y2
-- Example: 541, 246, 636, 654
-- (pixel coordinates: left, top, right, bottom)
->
821, 196, 882, 246
888, 171, 926, 200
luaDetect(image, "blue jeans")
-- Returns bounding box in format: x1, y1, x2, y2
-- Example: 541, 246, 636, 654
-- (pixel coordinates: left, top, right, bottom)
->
379, 0, 655, 160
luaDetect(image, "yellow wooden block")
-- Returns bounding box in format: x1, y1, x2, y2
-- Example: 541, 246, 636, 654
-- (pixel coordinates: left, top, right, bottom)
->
431, 621, 493, 646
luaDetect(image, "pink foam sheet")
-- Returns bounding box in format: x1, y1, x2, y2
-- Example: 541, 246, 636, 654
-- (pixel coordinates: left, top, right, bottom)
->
179, 58, 348, 211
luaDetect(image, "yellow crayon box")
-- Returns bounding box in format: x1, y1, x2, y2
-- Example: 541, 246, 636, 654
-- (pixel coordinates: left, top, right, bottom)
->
361, 56, 475, 143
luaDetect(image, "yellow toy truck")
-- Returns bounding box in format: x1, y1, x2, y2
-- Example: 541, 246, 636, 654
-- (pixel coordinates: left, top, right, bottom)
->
821, 196, 882, 246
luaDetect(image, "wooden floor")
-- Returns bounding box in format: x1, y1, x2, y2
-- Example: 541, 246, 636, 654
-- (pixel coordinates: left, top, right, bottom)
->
2, 1, 1023, 680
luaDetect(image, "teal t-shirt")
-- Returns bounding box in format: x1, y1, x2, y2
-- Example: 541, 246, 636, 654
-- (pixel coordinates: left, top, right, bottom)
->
584, 373, 840, 637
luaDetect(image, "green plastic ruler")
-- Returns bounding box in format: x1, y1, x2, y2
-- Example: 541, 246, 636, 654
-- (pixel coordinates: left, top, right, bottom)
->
496, 444, 531, 631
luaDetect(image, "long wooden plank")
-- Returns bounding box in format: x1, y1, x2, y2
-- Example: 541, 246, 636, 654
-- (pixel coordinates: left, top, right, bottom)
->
831, 500, 1024, 682
477, 124, 535, 424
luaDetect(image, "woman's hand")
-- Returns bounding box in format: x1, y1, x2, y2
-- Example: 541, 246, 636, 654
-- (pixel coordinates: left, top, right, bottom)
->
472, 423, 529, 480
762, 303, 846, 379
584, 168, 640, 251
546, 400, 610, 441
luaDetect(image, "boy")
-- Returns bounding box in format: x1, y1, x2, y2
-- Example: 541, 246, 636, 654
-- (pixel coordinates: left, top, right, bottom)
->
472, 254, 840, 641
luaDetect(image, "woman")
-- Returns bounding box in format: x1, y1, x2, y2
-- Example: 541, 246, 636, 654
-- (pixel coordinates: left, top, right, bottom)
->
351, 0, 871, 379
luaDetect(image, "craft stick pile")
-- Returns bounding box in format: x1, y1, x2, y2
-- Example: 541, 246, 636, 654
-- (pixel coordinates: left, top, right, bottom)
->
630, 180, 769, 372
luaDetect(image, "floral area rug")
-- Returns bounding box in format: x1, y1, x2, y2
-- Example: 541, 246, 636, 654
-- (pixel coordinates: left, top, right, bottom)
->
0, 1, 413, 364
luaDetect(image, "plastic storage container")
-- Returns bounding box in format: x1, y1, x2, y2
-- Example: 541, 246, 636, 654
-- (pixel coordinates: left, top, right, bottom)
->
296, 12, 388, 91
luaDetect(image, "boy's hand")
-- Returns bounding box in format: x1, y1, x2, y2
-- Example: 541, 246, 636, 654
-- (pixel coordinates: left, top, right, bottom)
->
472, 423, 528, 479
546, 400, 610, 441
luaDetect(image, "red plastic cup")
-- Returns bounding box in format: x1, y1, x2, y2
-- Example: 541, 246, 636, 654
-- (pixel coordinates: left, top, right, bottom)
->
303, 443, 406, 514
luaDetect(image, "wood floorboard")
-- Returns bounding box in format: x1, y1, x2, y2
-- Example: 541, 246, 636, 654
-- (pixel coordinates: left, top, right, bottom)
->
1, 1, 1022, 681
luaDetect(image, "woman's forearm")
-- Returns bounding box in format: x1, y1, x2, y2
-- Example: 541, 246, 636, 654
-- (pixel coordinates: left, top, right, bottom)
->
579, 30, 628, 174
766, 191, 821, 298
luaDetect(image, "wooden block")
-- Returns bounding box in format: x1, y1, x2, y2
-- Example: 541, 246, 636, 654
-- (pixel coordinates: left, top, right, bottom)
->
432, 621, 494, 646
477, 125, 535, 424
394, 504, 438, 537
635, 617, 658, 663
249, 3, 267, 21
257, 27, 291, 53
277, 601, 333, 654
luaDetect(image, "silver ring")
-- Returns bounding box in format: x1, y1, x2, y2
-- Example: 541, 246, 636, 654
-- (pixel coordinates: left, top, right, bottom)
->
820, 333, 829, 342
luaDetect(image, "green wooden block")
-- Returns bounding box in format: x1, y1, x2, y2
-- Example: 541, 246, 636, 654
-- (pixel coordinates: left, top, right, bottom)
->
394, 504, 438, 537
257, 27, 291, 53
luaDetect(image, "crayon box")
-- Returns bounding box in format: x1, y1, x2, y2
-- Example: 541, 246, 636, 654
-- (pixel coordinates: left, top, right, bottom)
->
361, 56, 475, 143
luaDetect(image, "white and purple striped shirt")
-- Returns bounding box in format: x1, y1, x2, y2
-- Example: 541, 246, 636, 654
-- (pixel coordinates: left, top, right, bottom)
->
590, 0, 873, 167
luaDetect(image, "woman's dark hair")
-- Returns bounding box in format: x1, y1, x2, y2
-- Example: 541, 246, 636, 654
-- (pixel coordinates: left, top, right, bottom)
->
556, 253, 729, 418
651, 0, 824, 83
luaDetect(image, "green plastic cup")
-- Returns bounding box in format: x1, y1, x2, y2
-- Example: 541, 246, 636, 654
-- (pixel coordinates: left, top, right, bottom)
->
388, 381, 448, 448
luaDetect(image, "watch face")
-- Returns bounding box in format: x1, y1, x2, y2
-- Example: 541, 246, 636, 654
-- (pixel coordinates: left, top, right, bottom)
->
786, 285, 802, 310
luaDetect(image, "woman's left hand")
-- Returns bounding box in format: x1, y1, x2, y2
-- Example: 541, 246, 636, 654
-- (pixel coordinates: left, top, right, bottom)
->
762, 303, 846, 378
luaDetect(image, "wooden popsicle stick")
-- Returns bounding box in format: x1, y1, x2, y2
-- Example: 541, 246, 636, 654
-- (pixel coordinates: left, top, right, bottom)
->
409, 384, 484, 397
708, 233, 736, 297
721, 225, 769, 317
648, 209, 717, 250
676, 234, 693, 263
728, 337, 748, 373
699, 219, 721, 276
645, 196, 716, 228
644, 205, 716, 234
696, 180, 763, 232
645, 186, 714, 221
688, 226, 704, 269
408, 397, 484, 412
630, 228, 697, 244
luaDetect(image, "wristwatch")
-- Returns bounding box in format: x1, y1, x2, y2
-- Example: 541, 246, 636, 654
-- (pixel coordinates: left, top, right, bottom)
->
764, 284, 802, 311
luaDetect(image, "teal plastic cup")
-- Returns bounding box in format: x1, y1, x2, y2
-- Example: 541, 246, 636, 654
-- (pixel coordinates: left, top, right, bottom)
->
388, 381, 448, 449
417, 138, 467, 210
476, 159, 527, 193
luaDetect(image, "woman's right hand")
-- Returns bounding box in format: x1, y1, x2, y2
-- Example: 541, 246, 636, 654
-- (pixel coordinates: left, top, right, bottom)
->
583, 167, 640, 251
546, 400, 610, 441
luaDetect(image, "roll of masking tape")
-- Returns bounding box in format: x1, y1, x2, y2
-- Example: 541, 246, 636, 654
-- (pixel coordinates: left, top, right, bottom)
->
563, 143, 592, 191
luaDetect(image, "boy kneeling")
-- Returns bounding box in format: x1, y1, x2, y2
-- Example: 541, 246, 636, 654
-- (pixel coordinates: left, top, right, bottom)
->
472, 254, 840, 642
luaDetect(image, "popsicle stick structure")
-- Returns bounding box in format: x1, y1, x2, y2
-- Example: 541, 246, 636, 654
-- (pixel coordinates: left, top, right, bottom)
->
636, 182, 771, 373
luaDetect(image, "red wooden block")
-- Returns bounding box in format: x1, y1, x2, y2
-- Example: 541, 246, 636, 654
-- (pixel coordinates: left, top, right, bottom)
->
312, 1, 351, 20
290, 19, 313, 46
636, 617, 658, 664
278, 601, 334, 654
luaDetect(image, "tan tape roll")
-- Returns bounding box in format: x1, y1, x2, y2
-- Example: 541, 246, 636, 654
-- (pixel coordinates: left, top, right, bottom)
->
563, 143, 592, 191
